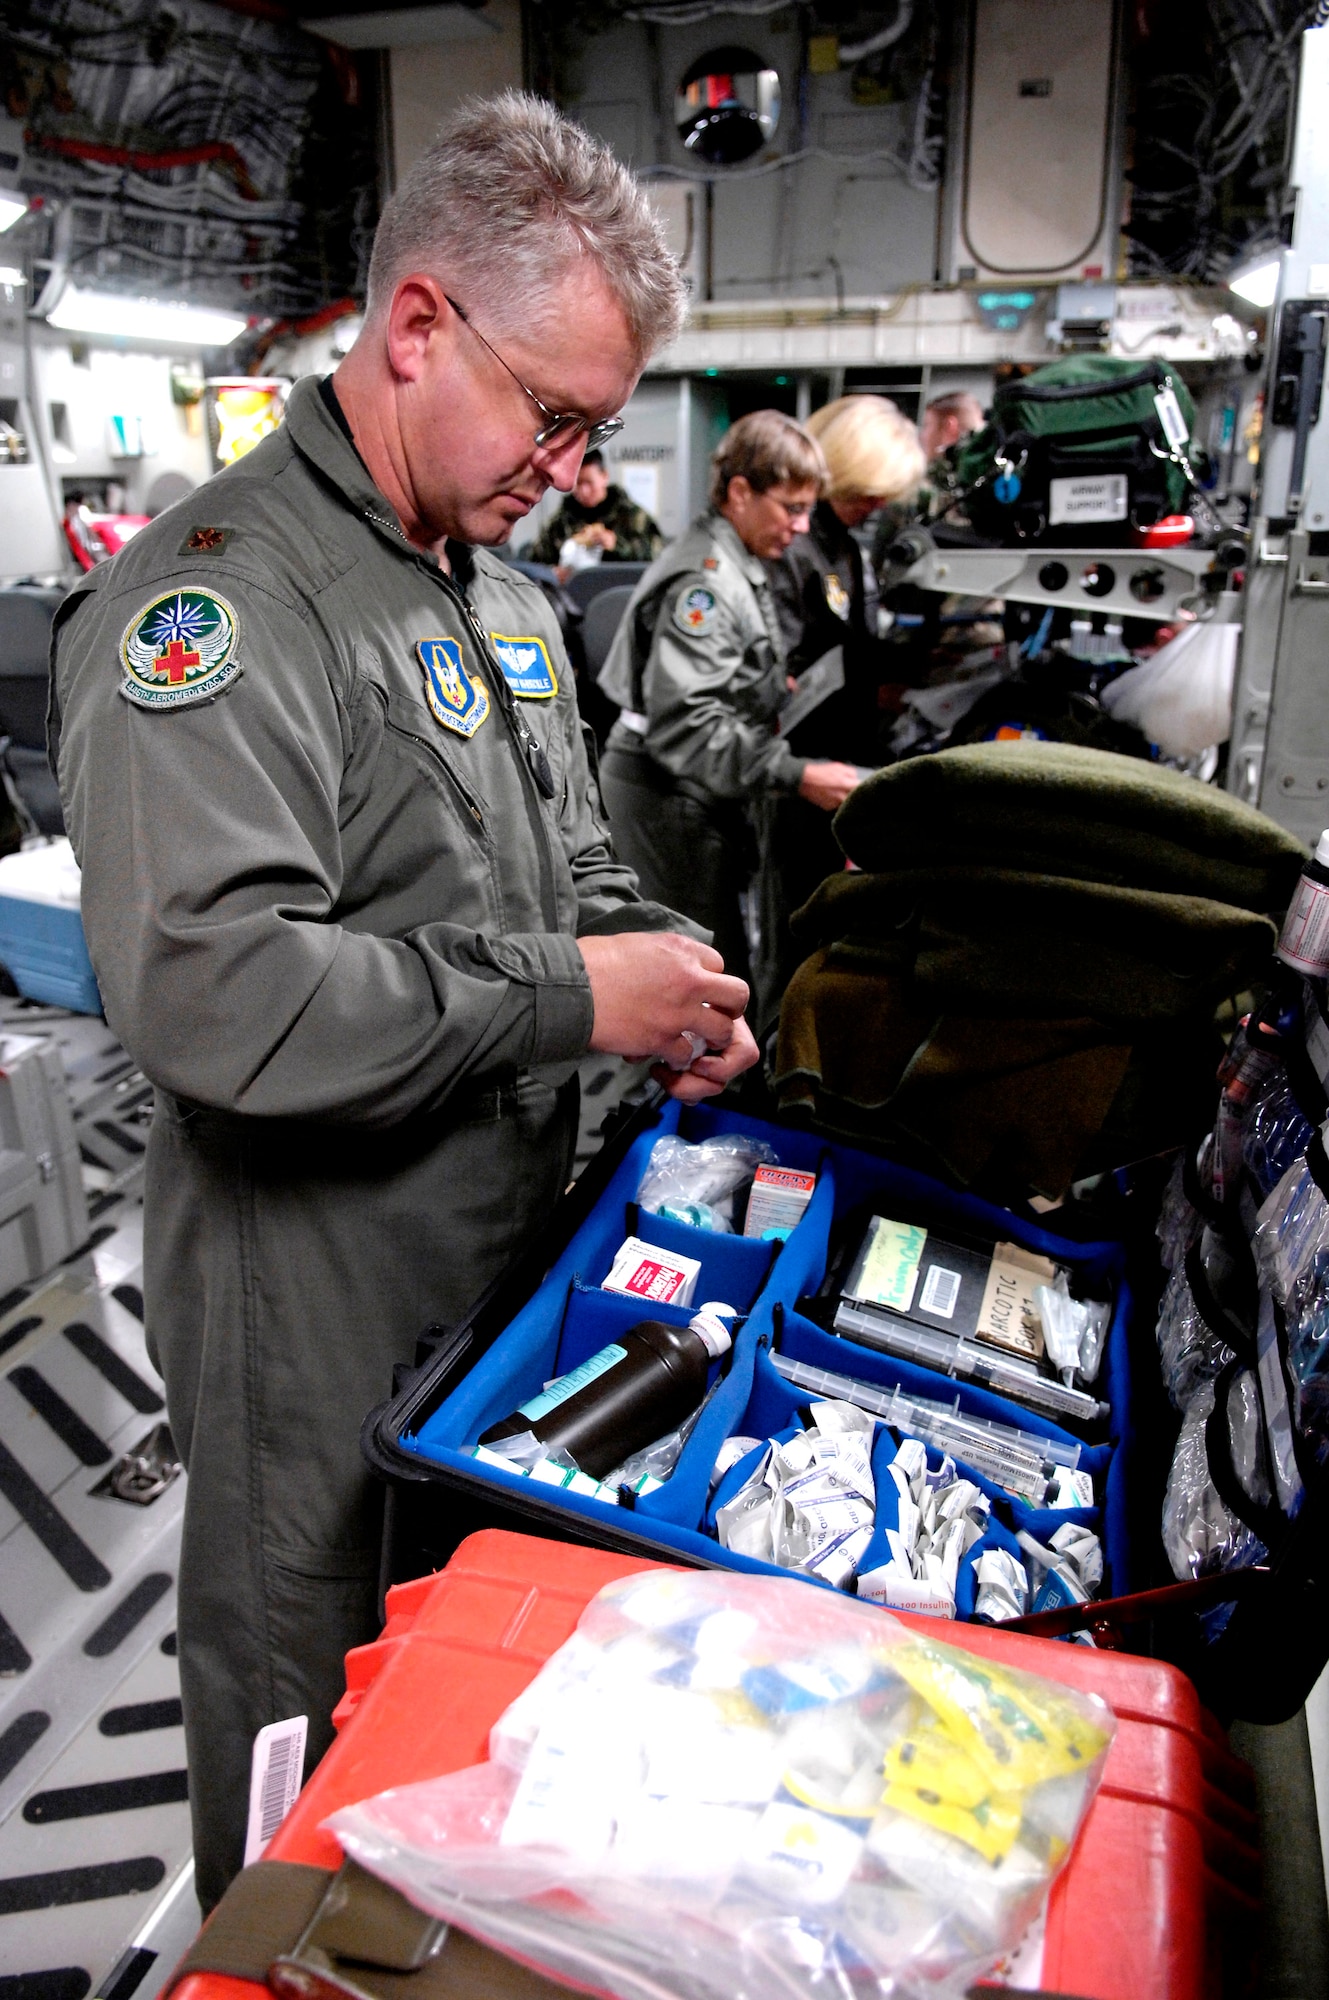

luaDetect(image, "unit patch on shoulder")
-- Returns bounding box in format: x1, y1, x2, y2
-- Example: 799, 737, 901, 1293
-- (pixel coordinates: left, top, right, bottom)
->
674, 584, 718, 637
489, 632, 557, 700
119, 588, 241, 710
417, 637, 489, 738
179, 526, 229, 556
824, 571, 850, 621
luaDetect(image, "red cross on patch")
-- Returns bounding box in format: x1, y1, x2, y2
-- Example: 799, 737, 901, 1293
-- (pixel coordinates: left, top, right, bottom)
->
153, 639, 201, 684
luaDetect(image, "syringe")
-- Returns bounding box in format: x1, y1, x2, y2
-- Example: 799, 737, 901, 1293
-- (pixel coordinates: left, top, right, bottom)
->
771, 1353, 1080, 1503
832, 1301, 1110, 1428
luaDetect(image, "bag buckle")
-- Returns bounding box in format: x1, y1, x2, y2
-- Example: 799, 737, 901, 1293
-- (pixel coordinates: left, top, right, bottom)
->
269, 1859, 448, 2000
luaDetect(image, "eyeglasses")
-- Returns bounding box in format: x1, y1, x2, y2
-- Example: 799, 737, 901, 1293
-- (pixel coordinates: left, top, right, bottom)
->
762, 490, 816, 523
445, 294, 625, 454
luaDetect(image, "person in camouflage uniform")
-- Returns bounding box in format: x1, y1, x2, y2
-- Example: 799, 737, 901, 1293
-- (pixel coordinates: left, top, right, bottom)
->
528, 448, 663, 567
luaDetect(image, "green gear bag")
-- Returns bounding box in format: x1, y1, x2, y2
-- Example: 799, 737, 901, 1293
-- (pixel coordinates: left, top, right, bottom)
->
947, 355, 1199, 545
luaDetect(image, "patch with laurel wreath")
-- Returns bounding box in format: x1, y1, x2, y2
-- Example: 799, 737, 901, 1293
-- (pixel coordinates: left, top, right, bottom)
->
119, 588, 242, 710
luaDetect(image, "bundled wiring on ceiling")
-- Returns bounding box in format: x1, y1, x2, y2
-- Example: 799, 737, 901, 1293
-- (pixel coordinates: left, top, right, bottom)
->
1, 0, 379, 323
1127, 0, 1320, 283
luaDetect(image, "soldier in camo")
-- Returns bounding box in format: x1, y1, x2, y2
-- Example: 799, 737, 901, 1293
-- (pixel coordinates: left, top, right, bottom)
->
527, 448, 663, 567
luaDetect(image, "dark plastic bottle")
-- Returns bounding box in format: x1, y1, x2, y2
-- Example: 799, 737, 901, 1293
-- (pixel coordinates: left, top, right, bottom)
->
1278, 830, 1329, 975
480, 1304, 734, 1480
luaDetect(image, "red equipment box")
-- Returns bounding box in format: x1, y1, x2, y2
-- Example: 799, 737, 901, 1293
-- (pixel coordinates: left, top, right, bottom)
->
172, 1529, 1259, 2000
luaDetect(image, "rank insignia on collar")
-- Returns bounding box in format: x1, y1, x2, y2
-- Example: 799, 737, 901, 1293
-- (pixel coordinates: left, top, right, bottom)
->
702, 556, 719, 570
417, 637, 489, 737
824, 571, 850, 620
120, 588, 241, 710
674, 583, 717, 636
490, 632, 557, 700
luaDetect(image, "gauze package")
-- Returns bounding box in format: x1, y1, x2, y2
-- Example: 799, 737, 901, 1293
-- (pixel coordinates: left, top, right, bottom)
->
855, 1439, 997, 1619
715, 1400, 877, 1589
329, 1568, 1115, 2000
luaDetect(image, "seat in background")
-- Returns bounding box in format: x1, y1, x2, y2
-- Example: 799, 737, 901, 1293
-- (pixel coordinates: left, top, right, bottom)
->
580, 584, 634, 685
563, 561, 648, 613
0, 587, 66, 836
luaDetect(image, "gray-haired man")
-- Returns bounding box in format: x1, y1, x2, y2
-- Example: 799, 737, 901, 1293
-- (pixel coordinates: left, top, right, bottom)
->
51, 91, 758, 1907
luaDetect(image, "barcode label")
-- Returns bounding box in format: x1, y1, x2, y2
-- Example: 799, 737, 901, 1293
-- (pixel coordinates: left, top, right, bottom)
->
243, 1713, 307, 1866
920, 1264, 961, 1318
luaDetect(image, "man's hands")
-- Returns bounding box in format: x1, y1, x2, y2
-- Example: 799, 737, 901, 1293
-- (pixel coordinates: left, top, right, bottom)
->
576, 931, 760, 1103
798, 760, 862, 813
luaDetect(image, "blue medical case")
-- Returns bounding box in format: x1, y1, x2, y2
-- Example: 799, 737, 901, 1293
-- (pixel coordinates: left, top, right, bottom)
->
364, 1093, 1152, 1629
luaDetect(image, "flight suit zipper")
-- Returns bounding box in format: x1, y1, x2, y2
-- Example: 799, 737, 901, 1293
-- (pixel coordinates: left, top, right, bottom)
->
429, 562, 563, 934
389, 718, 486, 830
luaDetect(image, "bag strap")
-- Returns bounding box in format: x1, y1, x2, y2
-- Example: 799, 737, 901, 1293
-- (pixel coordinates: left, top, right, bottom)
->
161, 1857, 587, 2000
161, 1860, 331, 1992
1184, 1240, 1257, 1368
994, 362, 1168, 408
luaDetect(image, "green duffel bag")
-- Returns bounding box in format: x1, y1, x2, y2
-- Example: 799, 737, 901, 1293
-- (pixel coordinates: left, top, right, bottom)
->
943, 355, 1202, 546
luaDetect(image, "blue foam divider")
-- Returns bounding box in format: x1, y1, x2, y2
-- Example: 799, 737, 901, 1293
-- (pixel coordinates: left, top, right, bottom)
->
402, 1097, 1138, 1613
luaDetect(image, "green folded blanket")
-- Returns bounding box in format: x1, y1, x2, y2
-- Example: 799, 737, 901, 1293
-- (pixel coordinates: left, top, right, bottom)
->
773, 948, 1220, 1195
832, 742, 1307, 910
790, 868, 1276, 1024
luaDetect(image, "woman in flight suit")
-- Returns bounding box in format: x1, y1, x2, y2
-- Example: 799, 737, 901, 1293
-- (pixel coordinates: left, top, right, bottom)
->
598, 411, 861, 998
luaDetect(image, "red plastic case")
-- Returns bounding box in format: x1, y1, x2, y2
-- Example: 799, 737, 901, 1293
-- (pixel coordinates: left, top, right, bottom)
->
172, 1529, 1259, 2000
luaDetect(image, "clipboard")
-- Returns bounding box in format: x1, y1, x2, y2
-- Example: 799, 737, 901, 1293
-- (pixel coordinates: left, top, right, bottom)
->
776, 644, 845, 737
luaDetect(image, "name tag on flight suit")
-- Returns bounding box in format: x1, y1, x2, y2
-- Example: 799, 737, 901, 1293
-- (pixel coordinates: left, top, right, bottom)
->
490, 633, 558, 699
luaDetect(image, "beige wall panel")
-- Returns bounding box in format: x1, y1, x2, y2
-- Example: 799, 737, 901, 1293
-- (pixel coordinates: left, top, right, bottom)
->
389, 1, 523, 184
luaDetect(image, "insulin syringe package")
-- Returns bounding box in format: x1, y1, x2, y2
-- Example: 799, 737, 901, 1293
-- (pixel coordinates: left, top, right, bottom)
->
330, 1569, 1114, 2000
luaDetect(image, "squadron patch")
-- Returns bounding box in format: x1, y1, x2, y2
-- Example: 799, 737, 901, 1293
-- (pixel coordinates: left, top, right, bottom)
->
417, 637, 489, 738
824, 571, 851, 621
119, 588, 241, 710
674, 584, 718, 637
489, 632, 557, 700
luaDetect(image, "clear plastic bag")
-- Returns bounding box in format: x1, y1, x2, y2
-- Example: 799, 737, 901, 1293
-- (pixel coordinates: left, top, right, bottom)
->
638, 1134, 779, 1233
1254, 1133, 1329, 1447
1161, 1377, 1268, 1582
1033, 1272, 1111, 1387
330, 1568, 1115, 2000
1098, 618, 1238, 756
1253, 1135, 1329, 1315
1155, 1263, 1235, 1414
1156, 1149, 1204, 1276
1243, 1069, 1315, 1200
603, 1385, 717, 1496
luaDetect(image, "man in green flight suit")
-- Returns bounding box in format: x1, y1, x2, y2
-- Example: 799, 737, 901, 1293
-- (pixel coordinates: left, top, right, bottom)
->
51, 93, 758, 1911
526, 447, 664, 570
